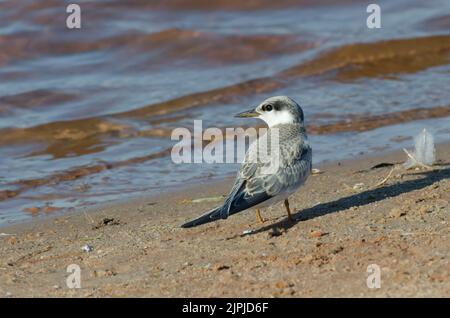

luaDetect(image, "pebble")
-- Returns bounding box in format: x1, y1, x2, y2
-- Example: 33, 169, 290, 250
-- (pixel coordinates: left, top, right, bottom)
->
331, 246, 344, 254
310, 230, 328, 237
275, 281, 293, 289
390, 208, 406, 218
93, 269, 116, 277
8, 237, 18, 245
82, 244, 94, 252
419, 206, 434, 214
214, 264, 230, 271
267, 228, 283, 238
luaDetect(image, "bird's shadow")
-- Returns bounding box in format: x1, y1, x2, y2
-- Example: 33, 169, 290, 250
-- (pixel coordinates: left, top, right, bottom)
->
244, 166, 450, 236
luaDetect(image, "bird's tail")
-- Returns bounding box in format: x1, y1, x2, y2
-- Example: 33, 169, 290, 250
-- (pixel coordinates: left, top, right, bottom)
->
180, 206, 226, 228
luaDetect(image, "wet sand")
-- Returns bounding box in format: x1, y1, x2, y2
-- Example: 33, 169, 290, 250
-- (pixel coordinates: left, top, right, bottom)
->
0, 144, 448, 297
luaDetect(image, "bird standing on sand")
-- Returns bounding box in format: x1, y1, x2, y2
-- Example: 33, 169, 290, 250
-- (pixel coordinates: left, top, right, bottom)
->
181, 96, 312, 228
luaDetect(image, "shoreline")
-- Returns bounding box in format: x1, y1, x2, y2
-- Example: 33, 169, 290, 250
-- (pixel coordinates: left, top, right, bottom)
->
0, 143, 448, 297
2, 140, 445, 231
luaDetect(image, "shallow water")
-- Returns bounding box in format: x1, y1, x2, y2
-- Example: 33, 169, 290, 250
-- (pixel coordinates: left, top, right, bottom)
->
1, 0, 450, 226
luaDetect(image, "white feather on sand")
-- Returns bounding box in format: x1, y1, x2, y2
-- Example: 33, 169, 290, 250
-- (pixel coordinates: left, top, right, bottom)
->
403, 128, 435, 169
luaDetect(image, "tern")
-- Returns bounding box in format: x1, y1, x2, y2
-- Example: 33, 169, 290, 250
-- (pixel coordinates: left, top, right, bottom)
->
181, 96, 312, 228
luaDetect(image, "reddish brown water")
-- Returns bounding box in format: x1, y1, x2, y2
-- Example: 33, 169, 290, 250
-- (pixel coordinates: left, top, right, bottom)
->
1, 0, 450, 225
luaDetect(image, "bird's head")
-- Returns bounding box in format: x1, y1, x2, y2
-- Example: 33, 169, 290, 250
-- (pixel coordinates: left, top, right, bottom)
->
234, 96, 304, 127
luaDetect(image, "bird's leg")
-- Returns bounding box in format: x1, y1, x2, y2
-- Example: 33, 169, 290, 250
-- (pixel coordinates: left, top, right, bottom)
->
284, 199, 294, 222
255, 208, 265, 224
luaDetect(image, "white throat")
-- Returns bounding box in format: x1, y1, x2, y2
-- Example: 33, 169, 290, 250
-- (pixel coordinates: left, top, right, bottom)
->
259, 110, 297, 127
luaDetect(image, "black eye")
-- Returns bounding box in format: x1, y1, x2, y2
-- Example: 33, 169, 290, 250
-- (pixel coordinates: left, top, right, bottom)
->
265, 104, 273, 112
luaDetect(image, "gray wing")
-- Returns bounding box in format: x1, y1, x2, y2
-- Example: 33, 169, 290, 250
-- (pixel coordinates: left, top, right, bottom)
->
221, 130, 311, 218
181, 126, 311, 227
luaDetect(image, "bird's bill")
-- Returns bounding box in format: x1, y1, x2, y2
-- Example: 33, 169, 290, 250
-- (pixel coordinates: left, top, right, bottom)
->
234, 109, 259, 118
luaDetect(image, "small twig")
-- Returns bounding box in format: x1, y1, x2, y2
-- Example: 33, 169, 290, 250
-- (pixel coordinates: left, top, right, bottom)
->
403, 148, 433, 170
80, 234, 103, 242
373, 165, 397, 187
342, 183, 354, 191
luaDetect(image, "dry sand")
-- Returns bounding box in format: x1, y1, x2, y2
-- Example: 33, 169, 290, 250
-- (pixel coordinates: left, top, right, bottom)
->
0, 144, 449, 297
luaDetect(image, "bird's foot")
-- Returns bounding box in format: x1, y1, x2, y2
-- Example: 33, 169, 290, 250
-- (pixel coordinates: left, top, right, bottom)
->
284, 199, 296, 222
255, 208, 266, 224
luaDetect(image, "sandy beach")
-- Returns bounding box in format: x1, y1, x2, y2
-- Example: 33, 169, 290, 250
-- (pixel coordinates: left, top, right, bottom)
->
1, 0, 449, 300
0, 143, 448, 297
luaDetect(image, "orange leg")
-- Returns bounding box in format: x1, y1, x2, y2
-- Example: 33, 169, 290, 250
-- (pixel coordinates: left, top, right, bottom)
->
255, 208, 265, 224
284, 199, 294, 222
